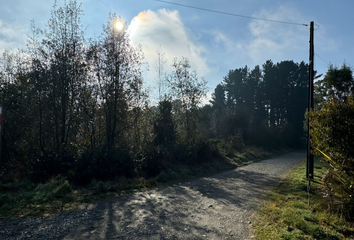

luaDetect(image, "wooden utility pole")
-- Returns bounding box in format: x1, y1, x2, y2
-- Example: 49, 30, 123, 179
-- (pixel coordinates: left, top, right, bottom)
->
0, 106, 2, 164
307, 21, 314, 180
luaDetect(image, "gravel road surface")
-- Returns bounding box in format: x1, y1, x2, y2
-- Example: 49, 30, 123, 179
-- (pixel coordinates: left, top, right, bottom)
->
0, 152, 305, 240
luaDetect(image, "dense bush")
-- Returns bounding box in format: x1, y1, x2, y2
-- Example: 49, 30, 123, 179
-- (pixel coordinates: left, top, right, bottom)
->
73, 147, 134, 185
141, 146, 170, 178
310, 95, 354, 217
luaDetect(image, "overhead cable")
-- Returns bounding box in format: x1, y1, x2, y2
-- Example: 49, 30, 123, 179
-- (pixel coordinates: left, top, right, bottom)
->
152, 0, 308, 26
315, 53, 329, 65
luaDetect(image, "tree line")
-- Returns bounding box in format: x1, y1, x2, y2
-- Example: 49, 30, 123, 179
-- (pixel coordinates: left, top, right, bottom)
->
0, 0, 310, 185
205, 60, 309, 148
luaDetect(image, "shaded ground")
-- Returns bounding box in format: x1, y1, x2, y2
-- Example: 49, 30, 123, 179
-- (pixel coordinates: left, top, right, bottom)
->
0, 152, 305, 240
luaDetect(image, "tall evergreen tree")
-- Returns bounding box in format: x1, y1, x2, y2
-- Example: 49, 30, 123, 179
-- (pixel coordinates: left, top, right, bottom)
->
210, 84, 226, 109
262, 60, 277, 128
223, 66, 248, 108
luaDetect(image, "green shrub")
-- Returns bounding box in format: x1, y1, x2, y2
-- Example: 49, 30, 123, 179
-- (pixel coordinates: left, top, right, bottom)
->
228, 132, 245, 151
33, 176, 73, 203
0, 194, 14, 207
142, 146, 169, 178
189, 138, 223, 164
90, 179, 108, 195
310, 95, 354, 217
156, 169, 178, 183
53, 180, 73, 198
73, 146, 135, 185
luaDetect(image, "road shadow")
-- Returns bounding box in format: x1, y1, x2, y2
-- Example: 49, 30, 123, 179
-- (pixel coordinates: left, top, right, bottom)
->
0, 152, 305, 240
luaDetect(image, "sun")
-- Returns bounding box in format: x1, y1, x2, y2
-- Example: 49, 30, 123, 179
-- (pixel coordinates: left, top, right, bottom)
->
115, 21, 124, 31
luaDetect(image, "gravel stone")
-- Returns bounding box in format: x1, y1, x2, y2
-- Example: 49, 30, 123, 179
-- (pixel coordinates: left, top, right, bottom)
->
0, 152, 305, 240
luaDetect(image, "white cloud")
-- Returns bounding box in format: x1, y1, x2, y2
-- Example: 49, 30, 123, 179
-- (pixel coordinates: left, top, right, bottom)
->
211, 29, 243, 54
207, 5, 339, 79
0, 0, 53, 53
0, 20, 28, 53
127, 9, 209, 83
246, 6, 340, 68
208, 6, 313, 67
314, 26, 338, 53
246, 5, 309, 64
201, 91, 212, 106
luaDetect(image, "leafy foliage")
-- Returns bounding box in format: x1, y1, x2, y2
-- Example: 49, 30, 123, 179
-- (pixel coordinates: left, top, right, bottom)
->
168, 57, 207, 143
309, 63, 354, 218
314, 63, 354, 105
310, 96, 354, 217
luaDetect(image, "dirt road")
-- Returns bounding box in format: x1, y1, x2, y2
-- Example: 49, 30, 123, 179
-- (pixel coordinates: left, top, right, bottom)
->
0, 152, 305, 240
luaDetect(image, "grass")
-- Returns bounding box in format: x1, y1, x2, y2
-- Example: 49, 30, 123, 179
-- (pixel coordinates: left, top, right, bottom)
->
0, 176, 75, 219
0, 146, 275, 220
253, 158, 354, 240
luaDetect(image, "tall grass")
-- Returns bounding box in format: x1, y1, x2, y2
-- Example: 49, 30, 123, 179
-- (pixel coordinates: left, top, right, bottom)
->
0, 176, 75, 219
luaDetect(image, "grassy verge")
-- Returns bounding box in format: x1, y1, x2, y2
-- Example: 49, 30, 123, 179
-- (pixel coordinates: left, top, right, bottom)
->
0, 147, 279, 220
253, 158, 354, 240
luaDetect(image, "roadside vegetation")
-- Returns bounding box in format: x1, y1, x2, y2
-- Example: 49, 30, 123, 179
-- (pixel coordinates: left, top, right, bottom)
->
1, 0, 353, 228
254, 158, 354, 240
255, 63, 354, 239
0, 1, 307, 220
0, 146, 275, 220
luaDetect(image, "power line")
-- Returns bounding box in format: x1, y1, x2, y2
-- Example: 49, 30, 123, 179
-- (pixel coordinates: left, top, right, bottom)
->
315, 53, 329, 65
152, 0, 308, 26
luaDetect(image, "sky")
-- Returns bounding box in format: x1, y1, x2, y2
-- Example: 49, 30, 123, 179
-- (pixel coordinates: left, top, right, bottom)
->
0, 0, 353, 103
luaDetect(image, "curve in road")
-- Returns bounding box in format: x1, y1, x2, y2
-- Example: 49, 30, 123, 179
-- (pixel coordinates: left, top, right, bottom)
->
0, 152, 305, 240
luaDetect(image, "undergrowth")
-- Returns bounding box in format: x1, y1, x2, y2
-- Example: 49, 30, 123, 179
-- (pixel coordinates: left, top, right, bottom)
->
254, 158, 354, 240
0, 146, 275, 220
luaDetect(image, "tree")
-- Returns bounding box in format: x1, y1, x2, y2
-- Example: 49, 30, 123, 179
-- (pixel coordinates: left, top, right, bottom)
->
209, 60, 309, 148
0, 1, 89, 179
245, 65, 261, 114
155, 46, 167, 102
0, 0, 153, 182
286, 61, 308, 140
0, 49, 43, 179
90, 13, 145, 151
168, 57, 207, 143
0, 50, 30, 84
210, 84, 226, 110
153, 100, 175, 146
315, 63, 354, 105
39, 0, 87, 161
223, 66, 248, 108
